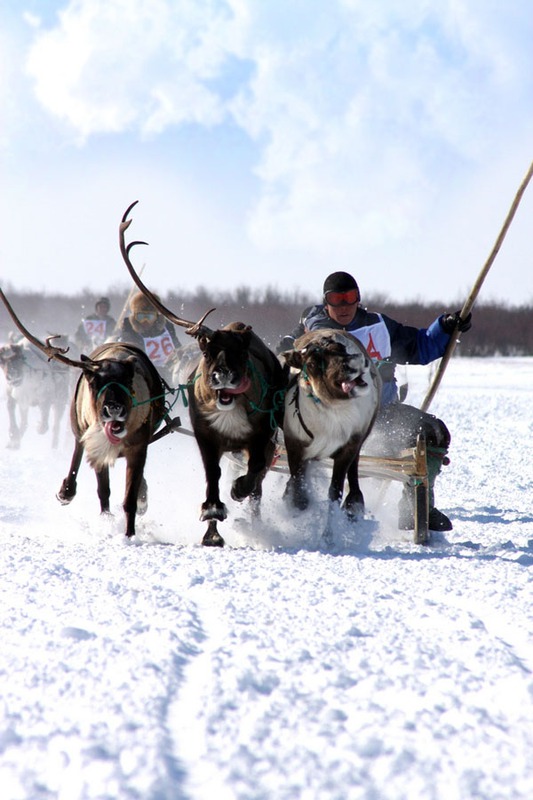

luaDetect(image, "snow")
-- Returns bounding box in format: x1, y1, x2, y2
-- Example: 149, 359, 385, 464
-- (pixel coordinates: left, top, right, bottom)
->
0, 356, 532, 800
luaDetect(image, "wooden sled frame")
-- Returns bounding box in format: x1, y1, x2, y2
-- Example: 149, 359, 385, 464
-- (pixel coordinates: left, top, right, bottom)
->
363, 435, 429, 545
269, 434, 430, 546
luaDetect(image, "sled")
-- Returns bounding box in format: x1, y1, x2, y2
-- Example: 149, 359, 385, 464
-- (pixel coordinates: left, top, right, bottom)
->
171, 422, 430, 546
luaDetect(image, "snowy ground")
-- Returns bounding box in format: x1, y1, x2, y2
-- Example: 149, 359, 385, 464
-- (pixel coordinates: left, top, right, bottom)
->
0, 356, 532, 800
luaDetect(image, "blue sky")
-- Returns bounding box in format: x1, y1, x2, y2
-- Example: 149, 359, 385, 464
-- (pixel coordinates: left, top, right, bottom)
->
1, 0, 532, 307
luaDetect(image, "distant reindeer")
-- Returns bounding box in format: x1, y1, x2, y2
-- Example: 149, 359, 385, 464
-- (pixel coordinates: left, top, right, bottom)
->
119, 201, 287, 546
0, 289, 168, 538
0, 337, 69, 449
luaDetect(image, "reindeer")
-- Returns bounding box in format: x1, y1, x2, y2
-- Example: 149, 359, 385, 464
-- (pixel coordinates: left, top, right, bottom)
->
0, 289, 169, 538
119, 201, 287, 546
281, 329, 381, 542
0, 338, 69, 449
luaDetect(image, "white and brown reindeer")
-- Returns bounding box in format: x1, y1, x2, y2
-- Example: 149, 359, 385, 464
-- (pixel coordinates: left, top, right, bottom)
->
281, 330, 381, 542
0, 336, 69, 449
0, 288, 172, 538
119, 201, 287, 547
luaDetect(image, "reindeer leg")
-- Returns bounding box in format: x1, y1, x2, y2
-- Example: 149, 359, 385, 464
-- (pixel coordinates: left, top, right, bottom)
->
323, 448, 364, 545
284, 441, 310, 510
230, 454, 263, 501
284, 464, 310, 510
51, 402, 62, 450
37, 401, 49, 435
137, 476, 148, 516
248, 436, 276, 520
57, 440, 84, 504
343, 452, 365, 520
123, 446, 147, 537
231, 433, 273, 503
6, 395, 20, 449
192, 435, 227, 546
19, 405, 28, 441
96, 466, 111, 515
197, 437, 227, 522
323, 450, 355, 544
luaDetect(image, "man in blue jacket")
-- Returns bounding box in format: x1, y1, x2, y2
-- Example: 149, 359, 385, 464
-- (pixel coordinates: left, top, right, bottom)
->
277, 271, 472, 532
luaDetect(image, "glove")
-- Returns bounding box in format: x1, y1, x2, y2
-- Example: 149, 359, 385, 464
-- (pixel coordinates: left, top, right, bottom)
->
440, 310, 472, 334
276, 335, 295, 354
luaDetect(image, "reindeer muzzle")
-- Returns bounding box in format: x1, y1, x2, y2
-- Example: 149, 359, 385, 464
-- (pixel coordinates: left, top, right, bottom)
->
213, 375, 251, 409
102, 402, 128, 443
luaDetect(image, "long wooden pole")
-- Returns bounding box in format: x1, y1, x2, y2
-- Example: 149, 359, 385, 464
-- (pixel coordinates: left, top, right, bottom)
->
420, 160, 533, 412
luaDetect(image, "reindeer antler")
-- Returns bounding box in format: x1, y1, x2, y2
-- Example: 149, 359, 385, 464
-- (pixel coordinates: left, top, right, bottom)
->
0, 288, 98, 370
119, 201, 216, 338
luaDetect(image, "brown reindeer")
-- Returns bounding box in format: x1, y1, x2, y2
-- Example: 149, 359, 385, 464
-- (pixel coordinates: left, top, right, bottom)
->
119, 201, 287, 546
0, 289, 168, 538
281, 330, 381, 543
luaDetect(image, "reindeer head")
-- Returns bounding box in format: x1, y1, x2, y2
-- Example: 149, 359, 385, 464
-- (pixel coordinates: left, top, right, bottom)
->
0, 343, 25, 387
80, 354, 139, 445
197, 324, 253, 410
284, 330, 374, 403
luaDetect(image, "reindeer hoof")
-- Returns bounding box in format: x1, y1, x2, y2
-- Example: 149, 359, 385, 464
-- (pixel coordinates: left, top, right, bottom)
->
343, 500, 364, 520
202, 521, 225, 547
230, 476, 254, 502
57, 488, 75, 505
202, 531, 225, 547
283, 478, 309, 510
57, 476, 77, 504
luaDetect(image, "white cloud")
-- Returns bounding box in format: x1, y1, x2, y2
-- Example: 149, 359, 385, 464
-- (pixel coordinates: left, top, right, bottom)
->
5, 0, 532, 304
25, 0, 232, 139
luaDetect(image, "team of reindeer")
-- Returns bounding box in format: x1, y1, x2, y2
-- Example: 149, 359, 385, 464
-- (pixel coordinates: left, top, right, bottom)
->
0, 202, 382, 546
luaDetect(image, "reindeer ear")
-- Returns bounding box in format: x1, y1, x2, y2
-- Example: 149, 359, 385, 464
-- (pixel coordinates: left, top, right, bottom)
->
282, 350, 304, 370
198, 334, 210, 352
239, 328, 252, 348
233, 322, 252, 333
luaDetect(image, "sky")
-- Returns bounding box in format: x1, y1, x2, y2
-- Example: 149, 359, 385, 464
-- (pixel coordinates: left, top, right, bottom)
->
1, 0, 532, 308
0, 356, 532, 798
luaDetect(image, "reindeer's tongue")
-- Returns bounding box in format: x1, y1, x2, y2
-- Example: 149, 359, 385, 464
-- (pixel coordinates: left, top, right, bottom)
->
341, 379, 357, 394
104, 421, 124, 445
221, 375, 252, 396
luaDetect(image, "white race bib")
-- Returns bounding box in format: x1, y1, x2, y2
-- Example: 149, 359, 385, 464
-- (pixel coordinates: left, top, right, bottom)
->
143, 332, 176, 366
349, 316, 391, 361
83, 319, 107, 345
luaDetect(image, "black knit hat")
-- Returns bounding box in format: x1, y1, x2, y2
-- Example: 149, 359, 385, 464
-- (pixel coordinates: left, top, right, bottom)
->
323, 272, 359, 298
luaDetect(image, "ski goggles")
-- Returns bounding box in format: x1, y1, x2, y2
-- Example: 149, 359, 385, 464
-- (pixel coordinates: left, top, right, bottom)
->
324, 288, 359, 306
135, 312, 157, 323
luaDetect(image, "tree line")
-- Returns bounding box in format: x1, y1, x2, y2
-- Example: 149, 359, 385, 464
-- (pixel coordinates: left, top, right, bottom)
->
0, 285, 531, 356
